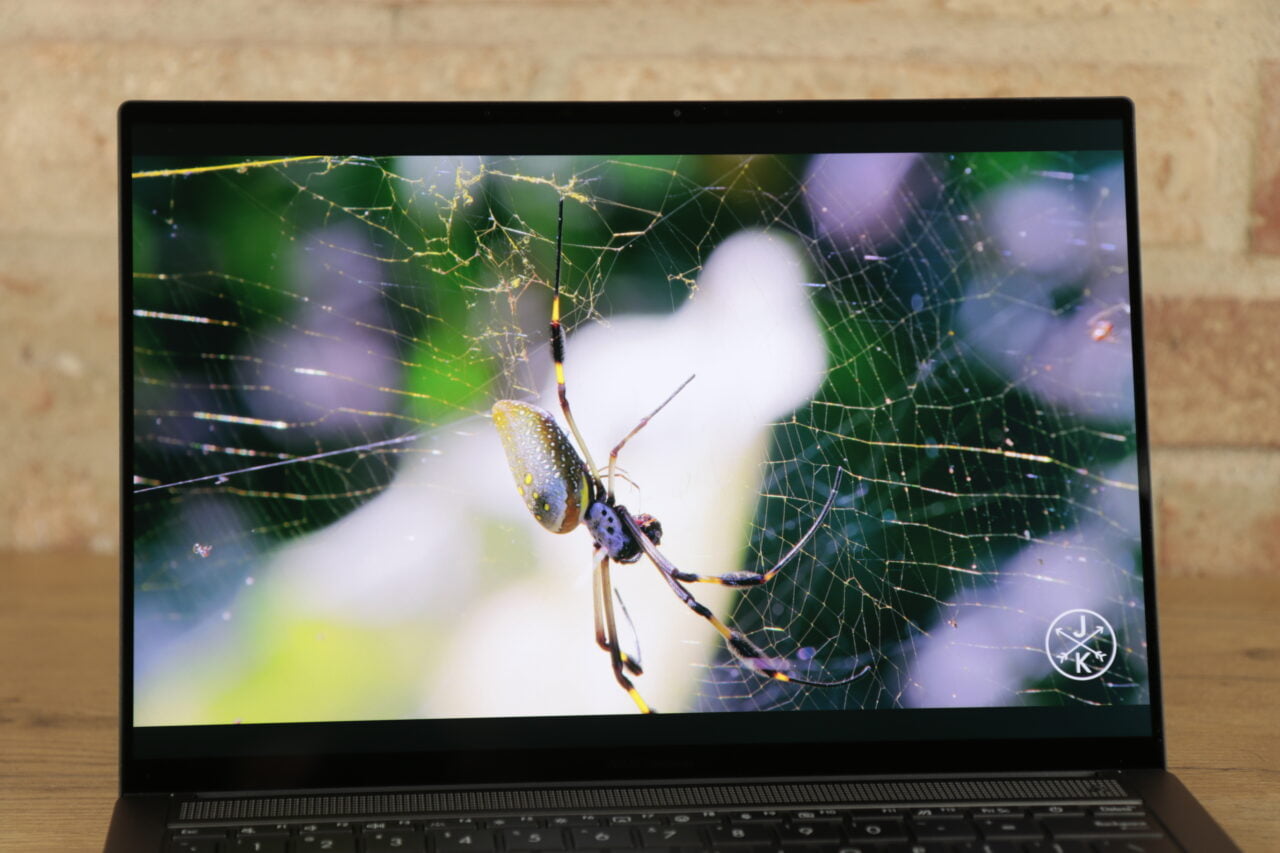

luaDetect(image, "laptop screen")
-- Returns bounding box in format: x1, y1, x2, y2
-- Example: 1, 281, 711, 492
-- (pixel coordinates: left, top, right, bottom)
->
122, 100, 1157, 785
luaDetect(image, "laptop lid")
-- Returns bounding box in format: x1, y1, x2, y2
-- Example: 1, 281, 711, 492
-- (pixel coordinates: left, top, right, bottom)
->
120, 98, 1160, 794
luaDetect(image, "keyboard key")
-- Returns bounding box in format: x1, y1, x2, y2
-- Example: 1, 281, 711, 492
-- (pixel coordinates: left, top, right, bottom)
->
235, 826, 289, 838
778, 820, 844, 843
666, 811, 720, 826
912, 807, 964, 819
170, 840, 220, 853
572, 826, 636, 848
847, 817, 909, 842
1033, 806, 1087, 819
430, 828, 497, 853
231, 838, 288, 853
707, 823, 778, 846
638, 824, 704, 847
362, 829, 426, 852
1042, 816, 1162, 839
296, 831, 356, 852
1092, 840, 1182, 852
953, 843, 1024, 853
547, 814, 600, 827
1093, 805, 1147, 816
972, 807, 1025, 818
911, 817, 978, 842
296, 822, 353, 834
502, 827, 566, 850
611, 813, 661, 827
488, 816, 544, 830
975, 817, 1044, 840
1026, 842, 1092, 853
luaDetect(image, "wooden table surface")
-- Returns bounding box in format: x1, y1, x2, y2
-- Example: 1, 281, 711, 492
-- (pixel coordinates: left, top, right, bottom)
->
2, 551, 1276, 852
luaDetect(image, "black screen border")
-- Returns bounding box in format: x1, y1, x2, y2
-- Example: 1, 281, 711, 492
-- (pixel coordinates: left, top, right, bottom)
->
118, 97, 1163, 795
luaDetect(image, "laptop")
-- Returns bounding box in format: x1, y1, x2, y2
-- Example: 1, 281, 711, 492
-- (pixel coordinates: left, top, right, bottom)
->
111, 99, 1239, 852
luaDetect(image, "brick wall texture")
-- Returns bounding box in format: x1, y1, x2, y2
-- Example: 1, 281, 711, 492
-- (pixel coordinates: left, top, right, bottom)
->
1, 0, 1277, 575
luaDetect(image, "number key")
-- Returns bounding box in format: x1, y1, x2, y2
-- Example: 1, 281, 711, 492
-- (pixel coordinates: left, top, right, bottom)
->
362, 829, 426, 852
296, 832, 355, 852
502, 828, 566, 851
571, 826, 635, 848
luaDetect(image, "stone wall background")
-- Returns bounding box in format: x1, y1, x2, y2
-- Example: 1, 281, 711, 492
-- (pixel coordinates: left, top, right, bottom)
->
1, 0, 1277, 575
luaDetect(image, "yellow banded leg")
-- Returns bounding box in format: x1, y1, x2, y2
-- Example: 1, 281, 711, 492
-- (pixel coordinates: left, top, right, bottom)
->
636, 528, 869, 688
593, 546, 641, 677
596, 550, 653, 713
645, 468, 846, 589
548, 197, 600, 479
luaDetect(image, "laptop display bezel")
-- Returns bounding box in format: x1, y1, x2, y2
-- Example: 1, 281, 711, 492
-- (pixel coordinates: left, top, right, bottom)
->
118, 97, 1164, 795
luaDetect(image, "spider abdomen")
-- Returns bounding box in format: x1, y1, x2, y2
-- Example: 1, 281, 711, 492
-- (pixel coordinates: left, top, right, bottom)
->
492, 400, 592, 534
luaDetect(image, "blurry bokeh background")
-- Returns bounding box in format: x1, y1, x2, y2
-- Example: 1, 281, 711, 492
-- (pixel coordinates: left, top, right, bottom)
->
2, 0, 1278, 587
126, 150, 1150, 721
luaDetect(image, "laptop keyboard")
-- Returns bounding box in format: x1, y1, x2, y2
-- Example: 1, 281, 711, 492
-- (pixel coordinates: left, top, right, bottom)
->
169, 802, 1176, 852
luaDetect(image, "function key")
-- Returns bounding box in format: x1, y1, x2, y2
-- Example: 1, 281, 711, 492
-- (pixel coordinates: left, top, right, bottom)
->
485, 816, 540, 829
1032, 806, 1086, 818
972, 807, 1026, 818
547, 814, 599, 828
1092, 804, 1147, 816
362, 820, 416, 831
666, 812, 720, 826
863, 806, 908, 818
610, 814, 659, 826
912, 806, 965, 819
235, 826, 289, 837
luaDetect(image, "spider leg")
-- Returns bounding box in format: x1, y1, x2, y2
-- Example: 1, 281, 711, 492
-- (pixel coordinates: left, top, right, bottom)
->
592, 546, 643, 677
594, 547, 654, 712
548, 196, 600, 479
606, 373, 695, 499
618, 493, 870, 688
627, 467, 846, 588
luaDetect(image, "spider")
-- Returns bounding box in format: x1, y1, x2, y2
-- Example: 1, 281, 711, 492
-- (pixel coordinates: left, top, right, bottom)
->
491, 198, 869, 713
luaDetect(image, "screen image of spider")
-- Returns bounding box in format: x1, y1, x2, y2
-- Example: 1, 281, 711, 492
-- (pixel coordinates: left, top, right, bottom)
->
491, 197, 872, 714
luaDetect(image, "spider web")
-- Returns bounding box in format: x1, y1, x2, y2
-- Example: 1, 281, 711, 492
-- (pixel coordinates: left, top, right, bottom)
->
130, 150, 1147, 723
